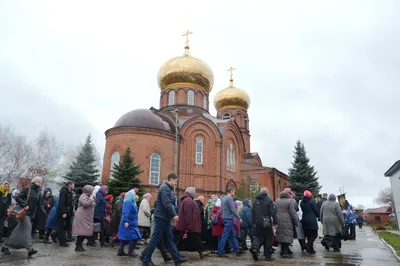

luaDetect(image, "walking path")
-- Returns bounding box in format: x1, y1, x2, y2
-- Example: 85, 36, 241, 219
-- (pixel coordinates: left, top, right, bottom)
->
0, 227, 398, 265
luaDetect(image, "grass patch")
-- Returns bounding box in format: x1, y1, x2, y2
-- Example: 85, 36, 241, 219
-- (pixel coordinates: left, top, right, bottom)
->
378, 232, 400, 256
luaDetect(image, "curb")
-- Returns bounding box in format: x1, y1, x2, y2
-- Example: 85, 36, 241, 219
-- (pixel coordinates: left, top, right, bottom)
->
375, 231, 400, 262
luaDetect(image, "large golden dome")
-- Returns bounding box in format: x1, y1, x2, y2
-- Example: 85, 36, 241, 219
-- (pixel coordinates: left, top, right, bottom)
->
157, 32, 214, 92
214, 78, 250, 111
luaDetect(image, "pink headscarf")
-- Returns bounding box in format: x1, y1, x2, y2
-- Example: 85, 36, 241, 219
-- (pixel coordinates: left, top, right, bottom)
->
143, 193, 151, 199
100, 185, 108, 194
304, 190, 313, 198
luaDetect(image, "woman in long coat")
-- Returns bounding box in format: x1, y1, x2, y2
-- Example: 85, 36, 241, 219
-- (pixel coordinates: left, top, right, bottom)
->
44, 196, 59, 244
138, 193, 151, 243
109, 192, 125, 246
117, 189, 141, 257
320, 194, 345, 251
72, 185, 95, 252
34, 188, 54, 239
275, 188, 298, 258
300, 190, 319, 254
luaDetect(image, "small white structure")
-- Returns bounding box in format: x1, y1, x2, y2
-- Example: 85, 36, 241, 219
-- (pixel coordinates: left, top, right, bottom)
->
384, 160, 400, 230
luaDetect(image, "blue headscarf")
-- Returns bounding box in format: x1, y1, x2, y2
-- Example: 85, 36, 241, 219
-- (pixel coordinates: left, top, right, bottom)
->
125, 189, 136, 202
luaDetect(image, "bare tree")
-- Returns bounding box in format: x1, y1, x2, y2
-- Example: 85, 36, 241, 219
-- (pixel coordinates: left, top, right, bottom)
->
356, 204, 365, 210
374, 187, 394, 207
31, 128, 63, 173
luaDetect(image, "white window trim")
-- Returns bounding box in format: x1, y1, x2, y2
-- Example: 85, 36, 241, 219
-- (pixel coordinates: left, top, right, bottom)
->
168, 90, 175, 105
149, 153, 161, 185
196, 138, 203, 165
203, 95, 207, 109
188, 90, 194, 105
110, 151, 120, 171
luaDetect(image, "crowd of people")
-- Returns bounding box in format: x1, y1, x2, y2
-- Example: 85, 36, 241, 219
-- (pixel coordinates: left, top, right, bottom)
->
0, 174, 361, 266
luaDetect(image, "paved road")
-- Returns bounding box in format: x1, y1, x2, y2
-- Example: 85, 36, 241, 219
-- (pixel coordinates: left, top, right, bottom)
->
0, 227, 398, 266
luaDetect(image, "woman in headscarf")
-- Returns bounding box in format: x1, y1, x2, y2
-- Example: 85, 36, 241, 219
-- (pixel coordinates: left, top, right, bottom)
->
93, 185, 100, 199
110, 192, 125, 247
1, 176, 43, 257
72, 185, 95, 252
34, 188, 54, 239
176, 187, 210, 259
320, 194, 345, 252
300, 190, 319, 254
93, 185, 108, 246
0, 180, 12, 242
117, 189, 141, 257
138, 193, 152, 244
209, 199, 223, 252
44, 196, 59, 244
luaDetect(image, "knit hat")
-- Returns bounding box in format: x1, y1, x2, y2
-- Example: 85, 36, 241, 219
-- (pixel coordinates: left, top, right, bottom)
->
215, 199, 221, 207
283, 187, 294, 195
106, 194, 113, 201
304, 190, 312, 198
143, 193, 152, 199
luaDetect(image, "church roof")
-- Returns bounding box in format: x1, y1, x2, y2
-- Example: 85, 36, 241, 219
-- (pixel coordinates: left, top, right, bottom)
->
114, 109, 172, 132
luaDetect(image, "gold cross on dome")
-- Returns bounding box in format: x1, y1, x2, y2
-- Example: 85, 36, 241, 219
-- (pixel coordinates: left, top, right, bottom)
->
182, 30, 193, 47
227, 66, 236, 81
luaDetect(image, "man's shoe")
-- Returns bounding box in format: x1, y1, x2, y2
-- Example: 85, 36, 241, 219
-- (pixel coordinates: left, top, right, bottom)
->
175, 256, 189, 266
236, 250, 245, 257
264, 254, 274, 261
216, 253, 228, 257
28, 249, 38, 257
75, 245, 86, 252
117, 249, 127, 256
251, 249, 259, 261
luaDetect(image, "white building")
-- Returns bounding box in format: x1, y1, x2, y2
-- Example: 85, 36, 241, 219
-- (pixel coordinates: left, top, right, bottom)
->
384, 160, 400, 230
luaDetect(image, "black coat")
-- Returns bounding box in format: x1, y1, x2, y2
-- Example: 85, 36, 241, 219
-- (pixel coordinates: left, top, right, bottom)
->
16, 184, 41, 218
317, 198, 327, 212
154, 182, 176, 221
34, 188, 54, 230
58, 187, 73, 218
0, 191, 11, 220
251, 191, 277, 236
109, 198, 123, 235
300, 197, 319, 230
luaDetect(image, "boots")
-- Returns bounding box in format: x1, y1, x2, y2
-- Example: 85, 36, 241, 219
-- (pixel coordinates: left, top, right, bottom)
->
75, 244, 86, 252
50, 231, 57, 244
298, 239, 307, 252
128, 248, 139, 257
117, 249, 127, 256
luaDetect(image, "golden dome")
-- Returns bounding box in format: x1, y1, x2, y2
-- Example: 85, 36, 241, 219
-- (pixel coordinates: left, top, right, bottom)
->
214, 69, 250, 111
157, 31, 214, 92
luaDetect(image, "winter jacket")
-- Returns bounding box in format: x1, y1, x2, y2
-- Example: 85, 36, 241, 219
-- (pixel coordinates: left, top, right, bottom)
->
58, 187, 73, 218
275, 191, 299, 244
251, 191, 277, 236
300, 196, 319, 230
239, 199, 253, 228
345, 205, 357, 224
94, 190, 106, 219
176, 193, 201, 233
356, 215, 363, 224
210, 206, 224, 236
221, 195, 240, 220
154, 181, 176, 221
317, 198, 327, 212
138, 198, 151, 227
46, 197, 60, 230
109, 197, 123, 236
118, 200, 141, 241
320, 200, 345, 236
16, 184, 41, 218
34, 188, 54, 230
195, 200, 207, 234
72, 186, 96, 236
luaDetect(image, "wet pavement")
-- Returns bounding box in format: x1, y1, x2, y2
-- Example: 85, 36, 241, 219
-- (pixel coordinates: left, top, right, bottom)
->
0, 227, 398, 266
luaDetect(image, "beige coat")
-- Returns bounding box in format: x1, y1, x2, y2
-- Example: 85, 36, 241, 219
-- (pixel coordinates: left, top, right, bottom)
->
138, 198, 151, 227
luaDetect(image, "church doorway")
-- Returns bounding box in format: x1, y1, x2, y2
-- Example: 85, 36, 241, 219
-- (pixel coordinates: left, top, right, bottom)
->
226, 179, 237, 193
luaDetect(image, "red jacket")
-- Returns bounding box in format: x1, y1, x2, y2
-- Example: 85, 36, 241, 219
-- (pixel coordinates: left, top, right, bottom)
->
210, 206, 224, 236
176, 193, 201, 233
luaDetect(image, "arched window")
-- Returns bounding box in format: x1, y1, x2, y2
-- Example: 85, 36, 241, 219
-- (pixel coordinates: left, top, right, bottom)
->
223, 113, 231, 120
149, 153, 161, 185
168, 90, 175, 105
195, 138, 203, 165
110, 151, 120, 172
188, 90, 194, 105
203, 95, 207, 109
229, 144, 233, 170
232, 150, 236, 171
226, 148, 230, 169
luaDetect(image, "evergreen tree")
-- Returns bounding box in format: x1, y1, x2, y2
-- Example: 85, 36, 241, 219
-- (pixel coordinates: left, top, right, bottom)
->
236, 176, 258, 199
288, 140, 321, 198
64, 134, 100, 188
107, 147, 144, 198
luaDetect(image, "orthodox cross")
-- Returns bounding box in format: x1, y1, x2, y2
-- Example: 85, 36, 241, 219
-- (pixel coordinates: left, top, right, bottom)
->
182, 30, 193, 47
227, 66, 236, 81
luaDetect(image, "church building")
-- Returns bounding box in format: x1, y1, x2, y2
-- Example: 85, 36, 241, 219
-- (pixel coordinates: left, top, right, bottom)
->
101, 32, 290, 203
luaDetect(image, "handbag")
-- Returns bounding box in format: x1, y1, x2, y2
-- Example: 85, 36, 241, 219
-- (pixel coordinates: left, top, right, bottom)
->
7, 187, 31, 221
262, 216, 272, 228
93, 222, 101, 233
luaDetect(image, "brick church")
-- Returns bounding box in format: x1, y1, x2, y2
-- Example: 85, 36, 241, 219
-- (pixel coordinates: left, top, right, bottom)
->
101, 33, 290, 204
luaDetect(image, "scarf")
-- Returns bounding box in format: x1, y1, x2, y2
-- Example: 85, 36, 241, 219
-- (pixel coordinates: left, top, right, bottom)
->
0, 181, 11, 197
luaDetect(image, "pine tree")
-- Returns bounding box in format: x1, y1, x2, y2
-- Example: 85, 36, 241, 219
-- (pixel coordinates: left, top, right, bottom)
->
64, 134, 100, 188
288, 140, 321, 198
236, 176, 258, 199
107, 147, 144, 198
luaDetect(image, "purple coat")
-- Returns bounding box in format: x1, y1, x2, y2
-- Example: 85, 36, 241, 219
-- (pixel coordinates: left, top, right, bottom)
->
72, 185, 95, 236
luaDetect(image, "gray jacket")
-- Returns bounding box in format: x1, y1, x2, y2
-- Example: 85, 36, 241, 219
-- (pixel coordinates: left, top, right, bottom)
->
221, 196, 240, 220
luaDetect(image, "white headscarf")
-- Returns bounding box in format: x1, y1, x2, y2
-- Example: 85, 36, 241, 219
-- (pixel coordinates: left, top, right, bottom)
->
93, 185, 100, 196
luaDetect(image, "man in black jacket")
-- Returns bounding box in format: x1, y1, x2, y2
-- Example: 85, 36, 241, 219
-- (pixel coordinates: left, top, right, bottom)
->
317, 193, 327, 213
57, 181, 74, 247
250, 187, 277, 261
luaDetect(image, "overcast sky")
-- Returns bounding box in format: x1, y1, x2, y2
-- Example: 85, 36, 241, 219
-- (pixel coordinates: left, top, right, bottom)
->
1, 1, 399, 208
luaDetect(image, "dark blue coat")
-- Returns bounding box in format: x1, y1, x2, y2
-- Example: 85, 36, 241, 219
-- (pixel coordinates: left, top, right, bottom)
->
239, 199, 253, 228
154, 182, 177, 221
94, 191, 106, 219
46, 197, 59, 230
300, 197, 319, 230
118, 200, 141, 241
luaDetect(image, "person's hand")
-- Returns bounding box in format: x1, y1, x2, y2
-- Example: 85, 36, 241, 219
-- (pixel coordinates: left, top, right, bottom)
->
124, 223, 129, 228
62, 214, 67, 219
24, 206, 29, 211
239, 219, 243, 224
173, 216, 179, 222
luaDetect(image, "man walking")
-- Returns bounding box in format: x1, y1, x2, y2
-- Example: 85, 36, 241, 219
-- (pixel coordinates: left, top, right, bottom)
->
216, 187, 244, 257
141, 173, 188, 266
57, 181, 74, 247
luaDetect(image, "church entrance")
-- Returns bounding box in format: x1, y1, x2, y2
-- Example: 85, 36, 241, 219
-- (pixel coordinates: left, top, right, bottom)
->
226, 179, 237, 192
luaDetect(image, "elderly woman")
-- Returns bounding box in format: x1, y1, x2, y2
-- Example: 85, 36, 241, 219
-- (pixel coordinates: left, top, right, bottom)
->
300, 190, 319, 254
72, 185, 95, 252
34, 188, 54, 240
275, 188, 299, 259
320, 194, 345, 252
94, 185, 108, 247
117, 189, 141, 257
0, 181, 12, 242
1, 176, 43, 257
110, 192, 125, 247
176, 187, 210, 259
138, 193, 152, 244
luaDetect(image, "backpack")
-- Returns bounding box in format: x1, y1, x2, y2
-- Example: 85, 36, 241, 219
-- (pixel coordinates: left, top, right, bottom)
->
211, 211, 220, 224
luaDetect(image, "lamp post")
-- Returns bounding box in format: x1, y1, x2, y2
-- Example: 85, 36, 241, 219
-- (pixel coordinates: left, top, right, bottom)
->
174, 109, 179, 194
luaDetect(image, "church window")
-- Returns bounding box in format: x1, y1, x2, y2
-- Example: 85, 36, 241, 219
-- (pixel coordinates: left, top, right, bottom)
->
226, 143, 236, 171
188, 90, 194, 105
232, 150, 236, 171
229, 144, 233, 170
203, 95, 207, 109
196, 138, 203, 165
149, 153, 161, 185
223, 113, 231, 120
168, 90, 175, 105
226, 148, 230, 169
110, 151, 120, 173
